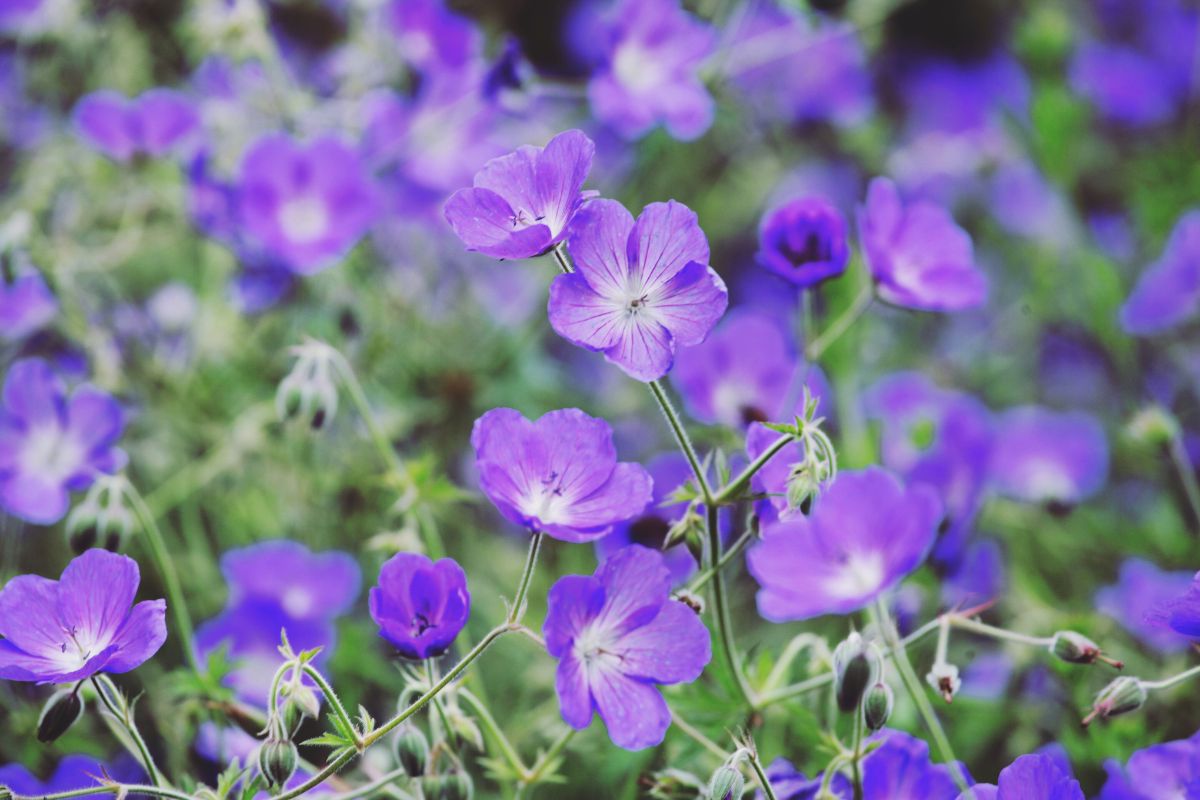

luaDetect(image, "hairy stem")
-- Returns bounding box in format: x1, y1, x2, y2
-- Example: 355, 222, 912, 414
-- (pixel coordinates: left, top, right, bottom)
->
712, 433, 792, 505
686, 526, 755, 593
1143, 663, 1200, 691
805, 283, 873, 363
508, 532, 544, 624
705, 502, 756, 707
302, 664, 363, 748
92, 676, 164, 788
648, 379, 712, 501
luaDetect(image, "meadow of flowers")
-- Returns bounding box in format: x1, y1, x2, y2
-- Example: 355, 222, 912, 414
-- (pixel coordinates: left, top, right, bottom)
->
2, 0, 1200, 797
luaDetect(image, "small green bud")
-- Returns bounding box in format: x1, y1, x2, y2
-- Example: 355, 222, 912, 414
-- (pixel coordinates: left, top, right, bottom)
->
1050, 631, 1123, 668
393, 725, 429, 778
926, 663, 961, 703
257, 736, 298, 788
37, 689, 84, 743
282, 683, 321, 722
832, 632, 880, 712
434, 771, 473, 800
862, 682, 894, 732
707, 765, 744, 800
786, 461, 822, 513
1083, 676, 1147, 727
1127, 405, 1180, 447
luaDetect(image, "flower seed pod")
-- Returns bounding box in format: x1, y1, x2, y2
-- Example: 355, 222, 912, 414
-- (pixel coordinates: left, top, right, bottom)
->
1050, 631, 1123, 668
393, 724, 429, 778
257, 737, 298, 788
37, 689, 84, 743
1082, 676, 1147, 727
862, 682, 894, 732
707, 765, 744, 800
926, 663, 961, 703
832, 632, 881, 712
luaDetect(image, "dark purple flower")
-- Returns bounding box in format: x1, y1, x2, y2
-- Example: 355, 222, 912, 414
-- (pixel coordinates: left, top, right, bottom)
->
747, 468, 942, 621
238, 133, 379, 274
1097, 728, 1200, 799
72, 89, 201, 161
757, 196, 849, 288
385, 0, 480, 74
221, 540, 361, 621
543, 545, 711, 750
444, 130, 596, 260
959, 753, 1083, 800
549, 199, 728, 382
760, 757, 850, 799
1096, 559, 1195, 653
0, 269, 56, 341
369, 552, 469, 660
472, 407, 653, 543
0, 755, 138, 800
0, 549, 166, 683
587, 0, 716, 140
858, 177, 987, 312
988, 407, 1108, 505
1120, 209, 1200, 336
0, 358, 125, 524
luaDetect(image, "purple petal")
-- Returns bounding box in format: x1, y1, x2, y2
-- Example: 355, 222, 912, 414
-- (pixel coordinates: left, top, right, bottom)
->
594, 545, 670, 636
614, 599, 710, 683
535, 408, 620, 502
57, 550, 140, 647
104, 599, 168, 672
544, 462, 652, 542
3, 357, 66, 426
650, 260, 727, 348
73, 91, 136, 161
221, 540, 360, 619
602, 314, 676, 382
0, 272, 58, 340
64, 385, 124, 457
0, 573, 63, 659
543, 574, 606, 658
133, 89, 200, 156
534, 129, 595, 241
566, 199, 636, 298
1, 472, 70, 524
589, 663, 671, 750
555, 650, 595, 730
547, 273, 626, 350
629, 201, 709, 294
443, 187, 552, 259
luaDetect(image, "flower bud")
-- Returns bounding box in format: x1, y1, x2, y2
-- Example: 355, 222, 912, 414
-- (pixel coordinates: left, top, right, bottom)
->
277, 342, 340, 431
257, 736, 298, 788
431, 771, 473, 800
37, 689, 84, 743
1050, 631, 1123, 668
786, 461, 823, 514
707, 765, 744, 800
926, 662, 961, 703
1082, 676, 1147, 727
282, 683, 322, 722
393, 725, 429, 778
1127, 405, 1180, 447
832, 632, 881, 712
96, 506, 134, 552
862, 682, 893, 732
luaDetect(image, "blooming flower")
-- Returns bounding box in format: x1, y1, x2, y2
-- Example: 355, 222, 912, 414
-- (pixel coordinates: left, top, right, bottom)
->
385, 0, 480, 75
0, 755, 141, 800
543, 545, 711, 750
238, 133, 379, 274
472, 407, 653, 543
548, 199, 728, 382
1097, 728, 1200, 799
756, 196, 849, 288
1096, 559, 1195, 653
1146, 571, 1200, 639
987, 407, 1108, 506
0, 358, 125, 524
443, 130, 596, 260
369, 553, 469, 660
958, 752, 1082, 800
1120, 209, 1200, 335
0, 269, 56, 341
220, 540, 361, 621
72, 89, 201, 161
747, 468, 941, 621
0, 549, 167, 683
857, 177, 987, 312
587, 0, 716, 140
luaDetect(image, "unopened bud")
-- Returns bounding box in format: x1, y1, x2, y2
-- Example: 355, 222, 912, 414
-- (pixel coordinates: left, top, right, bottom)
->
926, 663, 961, 703
1127, 405, 1180, 447
832, 632, 881, 712
862, 682, 893, 732
282, 683, 321, 722
707, 765, 744, 800
257, 737, 298, 788
786, 461, 822, 513
96, 506, 134, 552
37, 689, 84, 743
1050, 631, 1123, 668
433, 771, 473, 800
1082, 676, 1147, 727
276, 342, 340, 431
394, 725, 429, 777
664, 507, 703, 550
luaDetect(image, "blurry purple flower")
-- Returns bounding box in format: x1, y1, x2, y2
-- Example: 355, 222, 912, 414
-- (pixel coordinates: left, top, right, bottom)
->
960, 752, 1083, 800
229, 258, 297, 314
1096, 558, 1194, 653
0, 549, 166, 683
988, 407, 1108, 505
0, 358, 125, 524
444, 130, 596, 260
1120, 209, 1200, 336
543, 545, 711, 750
0, 0, 42, 32
1146, 571, 1200, 639
748, 468, 942, 621
958, 651, 1012, 702
0, 755, 137, 800
1097, 728, 1200, 799
72, 89, 201, 161
221, 540, 360, 621
472, 407, 653, 543
858, 177, 987, 312
760, 757, 849, 799
897, 53, 1029, 137
1089, 211, 1137, 262
757, 196, 849, 288
989, 161, 1073, 246
942, 539, 1005, 609
385, 0, 480, 74
369, 552, 469, 660
587, 0, 716, 140
238, 134, 379, 274
195, 722, 259, 765
0, 269, 56, 341
549, 199, 728, 382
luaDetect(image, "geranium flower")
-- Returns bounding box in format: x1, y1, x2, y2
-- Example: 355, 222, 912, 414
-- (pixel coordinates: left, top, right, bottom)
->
72, 89, 201, 161
369, 553, 469, 660
987, 406, 1108, 506
959, 752, 1082, 800
756, 196, 850, 288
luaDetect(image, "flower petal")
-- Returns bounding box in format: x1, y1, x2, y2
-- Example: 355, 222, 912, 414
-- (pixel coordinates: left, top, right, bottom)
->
444, 187, 552, 259
555, 650, 595, 730
590, 663, 671, 751
3, 358, 66, 427
552, 462, 652, 536
547, 273, 626, 351
543, 575, 605, 658
104, 599, 167, 673
1, 472, 70, 524
73, 91, 136, 161
56, 550, 140, 649
649, 260, 727, 348
630, 200, 709, 294
566, 199, 636, 298
134, 89, 200, 156
595, 545, 670, 636
65, 385, 124, 456
602, 315, 675, 382
615, 599, 711, 683
0, 574, 63, 659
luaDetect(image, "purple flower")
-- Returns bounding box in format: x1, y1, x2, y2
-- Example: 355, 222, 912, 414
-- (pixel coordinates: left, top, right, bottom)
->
0, 0, 42, 32
369, 553, 469, 660
238, 133, 379, 274
858, 177, 987, 312
0, 358, 125, 524
72, 89, 201, 161
896, 53, 1030, 137
757, 196, 849, 288
1098, 728, 1200, 799
988, 407, 1108, 505
760, 757, 849, 799
221, 540, 361, 621
543, 545, 711, 750
0, 269, 56, 341
471, 407, 653, 543
1120, 209, 1200, 336
587, 0, 716, 140
959, 753, 1083, 800
942, 539, 1005, 609
385, 0, 480, 74
1146, 571, 1200, 639
0, 549, 167, 683
443, 130, 596, 260
1096, 559, 1195, 653
0, 755, 138, 800
548, 199, 728, 382
747, 468, 942, 621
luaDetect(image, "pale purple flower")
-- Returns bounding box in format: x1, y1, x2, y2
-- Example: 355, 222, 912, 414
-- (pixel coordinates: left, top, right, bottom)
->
385, 0, 480, 74
543, 545, 711, 750
747, 468, 942, 621
1098, 728, 1200, 799
1120, 209, 1200, 336
1096, 559, 1195, 653
444, 130, 596, 260
220, 540, 360, 621
757, 196, 849, 288
942, 539, 1005, 609
897, 53, 1029, 137
238, 133, 379, 274
548, 199, 728, 382
0, 358, 125, 524
369, 553, 469, 660
960, 753, 1083, 800
0, 549, 166, 683
587, 0, 716, 140
0, 269, 56, 341
0, 0, 42, 32
72, 89, 201, 161
472, 407, 653, 543
858, 177, 987, 312
1146, 571, 1200, 640
988, 407, 1108, 505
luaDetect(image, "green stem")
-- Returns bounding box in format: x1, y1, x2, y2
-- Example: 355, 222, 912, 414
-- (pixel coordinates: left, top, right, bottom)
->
705, 502, 756, 707
686, 526, 755, 593
92, 676, 164, 788
746, 748, 779, 800
508, 532, 544, 624
520, 728, 576, 787
850, 704, 864, 800
326, 769, 412, 800
805, 283, 872, 363
948, 617, 1052, 648
1169, 434, 1200, 533
1143, 663, 1200, 691
550, 243, 573, 275
9, 785, 196, 800
302, 664, 363, 748
667, 707, 727, 760
712, 433, 792, 505
648, 379, 712, 501
457, 689, 529, 779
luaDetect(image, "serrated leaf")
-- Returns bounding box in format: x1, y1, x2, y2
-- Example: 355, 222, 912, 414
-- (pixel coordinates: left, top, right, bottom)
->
303, 732, 354, 748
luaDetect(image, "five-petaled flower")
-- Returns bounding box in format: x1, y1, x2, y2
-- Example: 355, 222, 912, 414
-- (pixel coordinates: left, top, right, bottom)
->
472, 407, 653, 543
0, 549, 167, 683
543, 545, 711, 750
72, 89, 201, 162
548, 198, 728, 382
370, 552, 470, 660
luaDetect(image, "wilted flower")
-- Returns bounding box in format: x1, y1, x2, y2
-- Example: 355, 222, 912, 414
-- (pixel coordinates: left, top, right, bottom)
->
756, 196, 850, 288
1083, 676, 1147, 726
988, 407, 1108, 506
72, 89, 201, 161
927, 662, 961, 703
369, 552, 470, 660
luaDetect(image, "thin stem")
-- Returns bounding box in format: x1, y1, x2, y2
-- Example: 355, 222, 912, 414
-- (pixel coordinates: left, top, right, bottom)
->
9, 785, 196, 800
712, 433, 792, 505
686, 526, 755, 593
648, 379, 712, 501
668, 707, 727, 760
457, 689, 529, 779
302, 664, 363, 748
1169, 434, 1200, 533
550, 242, 573, 275
746, 747, 779, 800
1143, 663, 1200, 691
520, 728, 576, 787
508, 532, 544, 624
327, 769, 412, 800
805, 283, 873, 363
705, 502, 756, 707
948, 617, 1052, 648
91, 676, 164, 788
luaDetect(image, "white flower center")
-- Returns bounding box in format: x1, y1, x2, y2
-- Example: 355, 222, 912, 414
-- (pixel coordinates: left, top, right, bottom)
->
1018, 458, 1075, 501
519, 470, 573, 525
20, 425, 84, 482
282, 587, 314, 619
573, 619, 620, 673
278, 195, 330, 246
613, 43, 667, 93
823, 551, 885, 600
